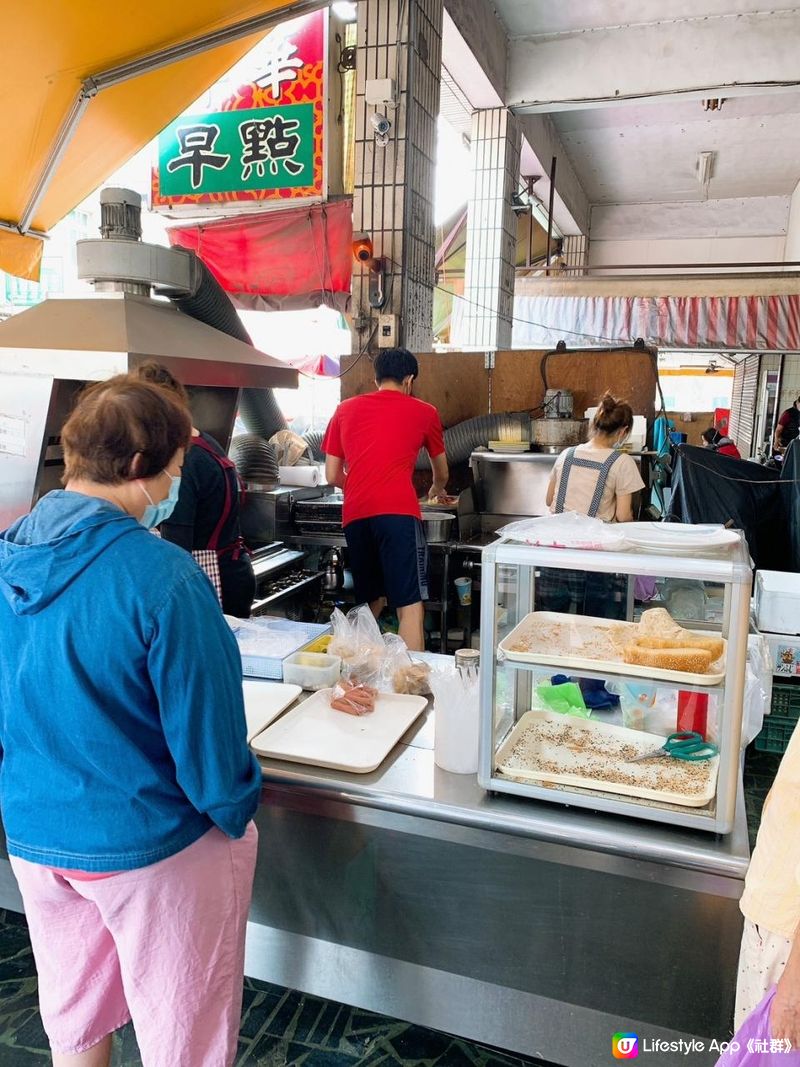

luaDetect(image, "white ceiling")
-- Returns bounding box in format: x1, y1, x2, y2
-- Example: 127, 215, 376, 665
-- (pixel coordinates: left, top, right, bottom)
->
551, 92, 800, 204
493, 0, 796, 38
487, 1, 800, 211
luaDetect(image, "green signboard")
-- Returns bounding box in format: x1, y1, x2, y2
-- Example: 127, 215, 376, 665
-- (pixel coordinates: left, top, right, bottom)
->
158, 103, 315, 197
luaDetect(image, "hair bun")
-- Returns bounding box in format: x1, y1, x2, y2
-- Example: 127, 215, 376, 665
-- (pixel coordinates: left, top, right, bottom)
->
591, 391, 633, 437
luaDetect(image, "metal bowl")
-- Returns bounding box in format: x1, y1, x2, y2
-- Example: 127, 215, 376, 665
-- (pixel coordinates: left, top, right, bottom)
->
420, 511, 455, 543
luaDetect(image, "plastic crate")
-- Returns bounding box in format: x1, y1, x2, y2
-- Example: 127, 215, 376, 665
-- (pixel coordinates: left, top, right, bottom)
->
230, 617, 331, 680
754, 683, 800, 754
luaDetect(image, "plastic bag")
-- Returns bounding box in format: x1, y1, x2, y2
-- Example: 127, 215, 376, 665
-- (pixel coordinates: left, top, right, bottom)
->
328, 605, 386, 687
268, 429, 313, 467
714, 987, 800, 1064
381, 633, 431, 695
328, 606, 431, 693
429, 666, 479, 773
497, 512, 629, 551
742, 633, 773, 748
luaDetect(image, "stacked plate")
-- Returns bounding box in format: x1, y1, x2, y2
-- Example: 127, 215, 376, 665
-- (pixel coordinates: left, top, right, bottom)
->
229, 434, 280, 484
488, 440, 530, 453
622, 523, 740, 555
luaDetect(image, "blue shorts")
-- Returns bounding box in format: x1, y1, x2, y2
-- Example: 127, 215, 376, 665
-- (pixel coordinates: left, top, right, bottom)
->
344, 515, 429, 609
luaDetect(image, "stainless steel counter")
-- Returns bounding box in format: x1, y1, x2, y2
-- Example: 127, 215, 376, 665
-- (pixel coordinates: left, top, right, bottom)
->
257, 703, 749, 879
244, 696, 749, 1067
0, 696, 750, 1067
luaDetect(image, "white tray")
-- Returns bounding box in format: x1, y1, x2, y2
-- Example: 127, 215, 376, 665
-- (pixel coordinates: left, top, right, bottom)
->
499, 611, 725, 687
495, 710, 719, 808
242, 680, 301, 743
251, 689, 427, 773
622, 523, 740, 554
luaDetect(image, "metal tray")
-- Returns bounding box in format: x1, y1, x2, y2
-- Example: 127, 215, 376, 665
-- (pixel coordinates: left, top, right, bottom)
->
495, 710, 719, 808
499, 611, 726, 687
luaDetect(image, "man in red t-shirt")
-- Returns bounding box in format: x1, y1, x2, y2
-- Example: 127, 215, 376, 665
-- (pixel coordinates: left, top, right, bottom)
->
323, 348, 448, 651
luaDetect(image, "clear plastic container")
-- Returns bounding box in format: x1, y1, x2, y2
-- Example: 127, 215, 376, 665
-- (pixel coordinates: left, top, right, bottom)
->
282, 651, 342, 691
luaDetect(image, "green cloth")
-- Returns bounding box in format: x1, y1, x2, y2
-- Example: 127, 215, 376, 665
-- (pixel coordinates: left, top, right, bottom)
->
536, 682, 591, 718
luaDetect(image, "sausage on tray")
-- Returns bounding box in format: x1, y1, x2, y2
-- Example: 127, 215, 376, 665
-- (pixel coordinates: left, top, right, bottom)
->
330, 678, 377, 716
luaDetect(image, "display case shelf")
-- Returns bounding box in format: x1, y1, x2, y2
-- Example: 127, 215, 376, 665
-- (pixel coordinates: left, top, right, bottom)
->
477, 531, 752, 834
496, 655, 727, 696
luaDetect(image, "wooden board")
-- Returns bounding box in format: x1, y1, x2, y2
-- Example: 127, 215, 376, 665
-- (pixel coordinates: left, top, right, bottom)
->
342, 348, 656, 443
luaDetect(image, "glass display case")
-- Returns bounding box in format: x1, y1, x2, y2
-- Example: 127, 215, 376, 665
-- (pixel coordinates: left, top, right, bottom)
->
477, 530, 752, 833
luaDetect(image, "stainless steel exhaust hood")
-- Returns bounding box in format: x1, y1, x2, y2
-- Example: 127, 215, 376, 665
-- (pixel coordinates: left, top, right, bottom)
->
0, 290, 297, 390
0, 187, 302, 527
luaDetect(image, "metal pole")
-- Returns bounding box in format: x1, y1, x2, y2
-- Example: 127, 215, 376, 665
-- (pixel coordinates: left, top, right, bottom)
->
19, 91, 90, 233
17, 0, 327, 234
0, 220, 48, 239
545, 156, 557, 274
560, 260, 800, 272
90, 0, 327, 92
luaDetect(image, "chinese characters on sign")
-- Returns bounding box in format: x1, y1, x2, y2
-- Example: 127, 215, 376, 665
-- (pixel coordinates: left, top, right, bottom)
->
160, 107, 312, 195
153, 10, 325, 209
240, 116, 302, 179
166, 125, 229, 190
255, 36, 304, 98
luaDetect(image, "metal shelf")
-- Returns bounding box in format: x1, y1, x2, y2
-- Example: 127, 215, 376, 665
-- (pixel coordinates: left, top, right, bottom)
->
251, 572, 324, 615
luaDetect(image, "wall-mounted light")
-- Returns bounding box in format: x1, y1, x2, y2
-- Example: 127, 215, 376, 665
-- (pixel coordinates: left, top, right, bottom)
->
697, 151, 715, 186
352, 232, 373, 262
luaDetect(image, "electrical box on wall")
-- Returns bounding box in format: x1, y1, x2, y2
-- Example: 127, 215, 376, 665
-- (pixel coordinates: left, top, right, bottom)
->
365, 78, 396, 106
377, 314, 398, 348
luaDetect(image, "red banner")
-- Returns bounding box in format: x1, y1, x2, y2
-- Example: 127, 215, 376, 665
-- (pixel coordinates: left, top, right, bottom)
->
168, 197, 353, 311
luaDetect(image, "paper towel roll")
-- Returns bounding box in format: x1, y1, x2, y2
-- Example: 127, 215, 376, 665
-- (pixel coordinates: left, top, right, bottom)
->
279, 465, 320, 487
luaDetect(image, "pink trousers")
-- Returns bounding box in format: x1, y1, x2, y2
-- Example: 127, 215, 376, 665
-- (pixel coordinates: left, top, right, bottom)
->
11, 821, 258, 1066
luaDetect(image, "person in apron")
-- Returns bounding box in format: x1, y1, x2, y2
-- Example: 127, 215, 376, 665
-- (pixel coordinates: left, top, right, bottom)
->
136, 362, 256, 618
538, 392, 645, 619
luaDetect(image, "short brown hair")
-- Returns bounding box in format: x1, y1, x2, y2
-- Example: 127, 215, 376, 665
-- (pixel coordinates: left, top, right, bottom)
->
62, 374, 192, 484
134, 360, 189, 405
591, 391, 633, 437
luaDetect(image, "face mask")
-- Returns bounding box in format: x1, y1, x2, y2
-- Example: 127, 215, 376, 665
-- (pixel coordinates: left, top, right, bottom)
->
138, 472, 181, 529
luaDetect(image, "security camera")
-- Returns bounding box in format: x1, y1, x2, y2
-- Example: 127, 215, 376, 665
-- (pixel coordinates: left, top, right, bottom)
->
370, 112, 391, 137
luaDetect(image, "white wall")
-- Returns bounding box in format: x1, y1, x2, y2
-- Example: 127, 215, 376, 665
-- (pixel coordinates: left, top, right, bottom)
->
588, 196, 790, 274
588, 235, 787, 274
786, 180, 800, 264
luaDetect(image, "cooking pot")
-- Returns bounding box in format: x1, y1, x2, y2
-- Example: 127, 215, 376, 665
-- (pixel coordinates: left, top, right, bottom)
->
420, 510, 455, 543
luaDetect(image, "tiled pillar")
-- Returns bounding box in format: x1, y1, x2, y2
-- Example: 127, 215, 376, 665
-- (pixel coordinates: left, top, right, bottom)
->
351, 0, 443, 355
461, 109, 521, 351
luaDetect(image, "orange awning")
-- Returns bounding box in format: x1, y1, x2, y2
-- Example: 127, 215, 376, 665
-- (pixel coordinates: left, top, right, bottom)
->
0, 0, 318, 280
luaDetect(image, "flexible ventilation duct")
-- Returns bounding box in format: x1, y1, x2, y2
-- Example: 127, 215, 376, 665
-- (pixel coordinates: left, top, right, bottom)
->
302, 430, 326, 462
415, 412, 532, 470
169, 256, 287, 441
230, 434, 280, 484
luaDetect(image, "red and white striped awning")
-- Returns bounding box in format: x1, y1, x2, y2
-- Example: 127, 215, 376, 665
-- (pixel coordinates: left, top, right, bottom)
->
456, 293, 800, 350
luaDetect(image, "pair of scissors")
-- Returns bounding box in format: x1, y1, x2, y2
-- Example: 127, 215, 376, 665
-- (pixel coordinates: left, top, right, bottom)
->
627, 731, 719, 763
